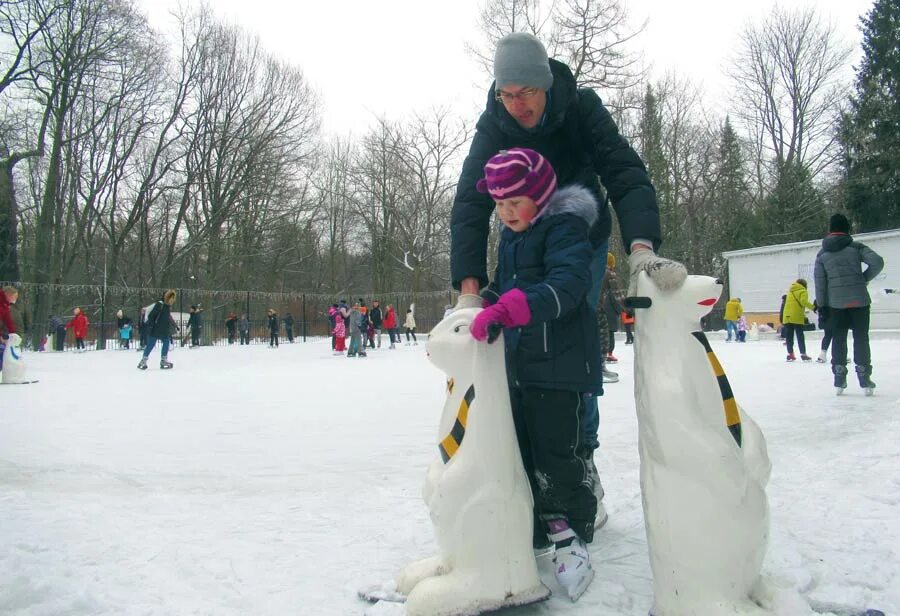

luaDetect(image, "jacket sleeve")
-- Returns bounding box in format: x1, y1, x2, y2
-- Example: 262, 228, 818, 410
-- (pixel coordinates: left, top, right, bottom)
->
450, 115, 503, 289
579, 89, 661, 252
800, 288, 814, 311
522, 219, 592, 323
857, 243, 884, 282
814, 255, 828, 307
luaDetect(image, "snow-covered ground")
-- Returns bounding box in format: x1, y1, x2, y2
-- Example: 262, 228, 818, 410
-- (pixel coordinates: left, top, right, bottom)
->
1, 334, 898, 616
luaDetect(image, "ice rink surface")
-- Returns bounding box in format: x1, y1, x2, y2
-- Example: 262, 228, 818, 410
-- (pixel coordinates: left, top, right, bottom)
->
1, 335, 898, 615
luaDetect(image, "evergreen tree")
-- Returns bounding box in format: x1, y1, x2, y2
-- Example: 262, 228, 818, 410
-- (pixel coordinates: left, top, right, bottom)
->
714, 117, 754, 248
843, 0, 900, 231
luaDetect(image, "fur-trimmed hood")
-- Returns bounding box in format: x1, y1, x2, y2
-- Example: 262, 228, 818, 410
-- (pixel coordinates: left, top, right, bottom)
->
534, 185, 598, 229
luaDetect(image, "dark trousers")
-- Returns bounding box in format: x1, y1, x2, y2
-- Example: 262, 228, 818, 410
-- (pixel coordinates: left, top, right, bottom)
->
783, 323, 807, 354
240, 331, 249, 345
624, 323, 634, 344
820, 326, 833, 352
607, 329, 616, 354
830, 306, 871, 368
75, 337, 85, 350
269, 331, 279, 346
405, 328, 416, 342
55, 326, 66, 350
142, 335, 171, 359
286, 327, 294, 342
510, 386, 596, 545
191, 327, 201, 347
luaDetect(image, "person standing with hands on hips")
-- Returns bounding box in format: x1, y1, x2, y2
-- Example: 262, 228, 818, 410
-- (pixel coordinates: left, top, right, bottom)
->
450, 32, 686, 534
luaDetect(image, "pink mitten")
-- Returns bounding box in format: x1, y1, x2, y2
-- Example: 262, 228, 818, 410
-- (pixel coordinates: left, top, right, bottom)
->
470, 288, 532, 342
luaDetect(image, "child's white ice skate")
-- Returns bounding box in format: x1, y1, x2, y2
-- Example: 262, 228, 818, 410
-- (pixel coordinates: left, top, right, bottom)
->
553, 537, 593, 601
547, 518, 593, 601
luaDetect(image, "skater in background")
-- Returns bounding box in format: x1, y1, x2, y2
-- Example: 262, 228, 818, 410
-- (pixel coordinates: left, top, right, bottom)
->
468, 147, 603, 599
138, 290, 177, 370
66, 307, 89, 351
778, 294, 788, 340
383, 304, 398, 349
332, 307, 346, 354
737, 315, 748, 343
347, 302, 366, 357
138, 308, 148, 350
327, 304, 338, 350
601, 253, 624, 364
403, 307, 417, 345
283, 312, 295, 343
48, 313, 65, 351
621, 309, 634, 345
116, 310, 133, 349
238, 314, 250, 345
370, 300, 383, 348
358, 302, 372, 349
782, 279, 815, 362
225, 312, 237, 344
814, 213, 884, 393
187, 304, 203, 347
724, 296, 743, 342
267, 308, 279, 347
0, 286, 18, 369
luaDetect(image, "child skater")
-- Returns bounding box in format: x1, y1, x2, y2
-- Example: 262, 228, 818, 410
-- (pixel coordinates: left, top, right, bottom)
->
469, 148, 603, 601
737, 315, 748, 343
66, 307, 89, 351
332, 308, 346, 355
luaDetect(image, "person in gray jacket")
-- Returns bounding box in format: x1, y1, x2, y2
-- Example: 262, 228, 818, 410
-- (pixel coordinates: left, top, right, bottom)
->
814, 214, 884, 393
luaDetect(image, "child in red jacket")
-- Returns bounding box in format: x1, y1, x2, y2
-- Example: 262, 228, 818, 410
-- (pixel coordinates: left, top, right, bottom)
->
66, 307, 89, 351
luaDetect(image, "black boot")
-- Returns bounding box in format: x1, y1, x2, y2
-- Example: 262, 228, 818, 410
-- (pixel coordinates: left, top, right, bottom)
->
832, 364, 848, 394
855, 365, 875, 395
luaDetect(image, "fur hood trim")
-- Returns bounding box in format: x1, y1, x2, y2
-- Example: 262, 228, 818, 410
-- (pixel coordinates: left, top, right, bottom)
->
534, 185, 598, 228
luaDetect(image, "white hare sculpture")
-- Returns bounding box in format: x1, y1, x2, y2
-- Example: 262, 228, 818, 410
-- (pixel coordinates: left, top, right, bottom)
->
396, 306, 549, 616
631, 272, 772, 616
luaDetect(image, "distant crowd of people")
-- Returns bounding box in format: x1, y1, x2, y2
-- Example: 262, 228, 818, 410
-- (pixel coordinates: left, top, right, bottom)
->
327, 298, 417, 357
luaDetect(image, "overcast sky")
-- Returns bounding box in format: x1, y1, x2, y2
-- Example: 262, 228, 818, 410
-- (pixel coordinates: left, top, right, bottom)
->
139, 0, 874, 135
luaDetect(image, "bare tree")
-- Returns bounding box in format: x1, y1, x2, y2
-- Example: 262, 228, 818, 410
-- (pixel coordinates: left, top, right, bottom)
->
730, 7, 853, 180
0, 0, 65, 281
466, 0, 547, 78
550, 0, 646, 93
394, 109, 470, 290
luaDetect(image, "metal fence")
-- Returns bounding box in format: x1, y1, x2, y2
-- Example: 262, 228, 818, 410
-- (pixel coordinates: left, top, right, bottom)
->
6, 281, 458, 350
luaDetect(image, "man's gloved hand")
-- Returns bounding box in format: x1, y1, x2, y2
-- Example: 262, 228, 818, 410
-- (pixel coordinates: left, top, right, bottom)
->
470, 288, 531, 343
818, 306, 831, 321
628, 246, 688, 297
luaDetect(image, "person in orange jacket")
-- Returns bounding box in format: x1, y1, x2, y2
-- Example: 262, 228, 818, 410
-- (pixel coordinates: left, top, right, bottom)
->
66, 307, 89, 351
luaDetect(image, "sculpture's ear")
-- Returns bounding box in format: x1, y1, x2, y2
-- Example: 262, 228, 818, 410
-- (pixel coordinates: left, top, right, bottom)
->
625, 296, 652, 310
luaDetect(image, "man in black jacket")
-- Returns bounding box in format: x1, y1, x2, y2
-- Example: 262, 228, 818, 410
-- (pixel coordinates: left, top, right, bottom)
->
451, 32, 687, 538
369, 300, 384, 348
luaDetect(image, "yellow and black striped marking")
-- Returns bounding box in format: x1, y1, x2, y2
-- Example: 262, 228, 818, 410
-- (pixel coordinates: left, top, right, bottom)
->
439, 384, 476, 463
692, 332, 742, 447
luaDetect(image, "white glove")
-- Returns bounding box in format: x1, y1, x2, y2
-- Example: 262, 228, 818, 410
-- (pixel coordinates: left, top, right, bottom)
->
454, 294, 484, 310
628, 248, 688, 297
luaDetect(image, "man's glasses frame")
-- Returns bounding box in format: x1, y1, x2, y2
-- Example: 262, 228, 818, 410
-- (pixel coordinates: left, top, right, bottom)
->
494, 87, 541, 104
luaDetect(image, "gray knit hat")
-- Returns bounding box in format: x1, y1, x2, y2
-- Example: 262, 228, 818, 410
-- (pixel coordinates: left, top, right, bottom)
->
493, 32, 553, 91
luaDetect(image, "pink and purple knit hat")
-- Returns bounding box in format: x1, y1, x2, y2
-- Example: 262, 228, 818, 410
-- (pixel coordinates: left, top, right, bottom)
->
476, 148, 557, 210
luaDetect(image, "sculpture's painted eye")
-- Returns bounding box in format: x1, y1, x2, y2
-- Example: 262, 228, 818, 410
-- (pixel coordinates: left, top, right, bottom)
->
453, 323, 468, 333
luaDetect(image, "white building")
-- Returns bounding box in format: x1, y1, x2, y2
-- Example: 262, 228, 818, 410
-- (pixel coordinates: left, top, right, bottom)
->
722, 229, 900, 329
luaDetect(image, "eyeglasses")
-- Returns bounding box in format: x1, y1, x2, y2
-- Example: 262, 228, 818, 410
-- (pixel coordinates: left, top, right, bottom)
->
494, 87, 541, 104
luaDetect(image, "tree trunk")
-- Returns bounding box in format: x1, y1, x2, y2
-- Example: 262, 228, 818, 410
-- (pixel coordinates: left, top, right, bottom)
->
0, 161, 20, 281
